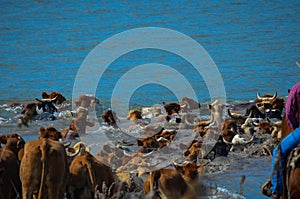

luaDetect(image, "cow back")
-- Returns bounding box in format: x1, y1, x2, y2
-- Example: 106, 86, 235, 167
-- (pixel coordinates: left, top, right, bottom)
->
281, 114, 295, 140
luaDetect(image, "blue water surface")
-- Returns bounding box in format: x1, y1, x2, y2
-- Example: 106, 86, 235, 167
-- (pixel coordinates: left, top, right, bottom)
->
0, 0, 299, 105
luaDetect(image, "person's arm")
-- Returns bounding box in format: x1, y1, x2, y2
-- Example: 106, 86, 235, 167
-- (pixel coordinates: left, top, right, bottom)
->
286, 88, 298, 130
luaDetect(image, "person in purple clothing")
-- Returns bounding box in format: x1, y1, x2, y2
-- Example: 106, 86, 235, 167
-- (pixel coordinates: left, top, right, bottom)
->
261, 82, 300, 198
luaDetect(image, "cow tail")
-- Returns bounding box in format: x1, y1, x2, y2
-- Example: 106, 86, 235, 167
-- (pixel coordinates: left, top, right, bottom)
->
149, 170, 161, 197
86, 155, 96, 193
38, 139, 48, 199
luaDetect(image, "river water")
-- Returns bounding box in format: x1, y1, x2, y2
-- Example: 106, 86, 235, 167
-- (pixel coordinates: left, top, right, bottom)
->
0, 1, 299, 198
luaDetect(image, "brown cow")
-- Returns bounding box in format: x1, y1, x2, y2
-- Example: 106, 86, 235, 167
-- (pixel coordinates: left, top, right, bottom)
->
136, 129, 175, 153
102, 110, 119, 127
0, 148, 22, 199
144, 161, 205, 198
42, 91, 66, 105
180, 97, 201, 111
0, 133, 25, 161
19, 98, 57, 127
222, 119, 238, 133
193, 119, 212, 137
163, 102, 182, 116
184, 140, 203, 162
127, 109, 143, 121
20, 138, 68, 199
70, 107, 94, 135
67, 152, 116, 198
255, 92, 284, 118
75, 94, 99, 109
39, 126, 64, 141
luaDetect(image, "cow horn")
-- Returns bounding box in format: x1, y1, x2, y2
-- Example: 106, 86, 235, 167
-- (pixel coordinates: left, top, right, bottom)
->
257, 92, 262, 100
271, 91, 277, 100
172, 162, 181, 167
63, 141, 72, 148
182, 114, 196, 127
51, 96, 58, 101
157, 137, 168, 142
227, 109, 236, 119
247, 110, 253, 118
37, 98, 53, 102
142, 150, 154, 157
123, 150, 133, 157
207, 114, 214, 124
66, 146, 81, 157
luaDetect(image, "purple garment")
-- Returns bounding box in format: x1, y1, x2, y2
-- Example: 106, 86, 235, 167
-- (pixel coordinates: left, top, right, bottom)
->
285, 82, 300, 130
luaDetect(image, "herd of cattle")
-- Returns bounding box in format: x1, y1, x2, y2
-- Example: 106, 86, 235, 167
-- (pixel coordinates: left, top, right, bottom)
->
0, 91, 290, 198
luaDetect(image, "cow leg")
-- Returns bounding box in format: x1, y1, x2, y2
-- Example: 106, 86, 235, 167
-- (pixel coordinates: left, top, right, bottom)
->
22, 187, 33, 199
48, 183, 62, 199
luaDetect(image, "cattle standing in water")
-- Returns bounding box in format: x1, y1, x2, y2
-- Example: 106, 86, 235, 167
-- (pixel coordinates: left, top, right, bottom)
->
75, 94, 99, 109
20, 138, 69, 199
0, 148, 22, 199
127, 109, 143, 121
70, 107, 94, 135
180, 97, 201, 111
163, 102, 183, 123
144, 161, 205, 199
184, 140, 203, 162
102, 110, 119, 127
0, 133, 25, 161
19, 97, 58, 127
255, 92, 284, 119
0, 134, 24, 198
67, 151, 116, 199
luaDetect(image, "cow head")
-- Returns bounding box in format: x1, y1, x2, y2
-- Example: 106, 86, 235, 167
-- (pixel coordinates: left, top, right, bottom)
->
42, 91, 66, 105
253, 120, 274, 134
127, 110, 143, 121
136, 137, 159, 150
173, 161, 204, 181
222, 119, 238, 132
0, 133, 25, 160
221, 129, 236, 143
180, 97, 201, 111
163, 102, 182, 115
66, 141, 90, 158
254, 92, 284, 118
35, 98, 57, 114
39, 126, 63, 141
156, 129, 176, 141
70, 107, 94, 135
255, 92, 277, 104
76, 107, 89, 119
102, 110, 119, 127
75, 94, 99, 109
184, 140, 203, 162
